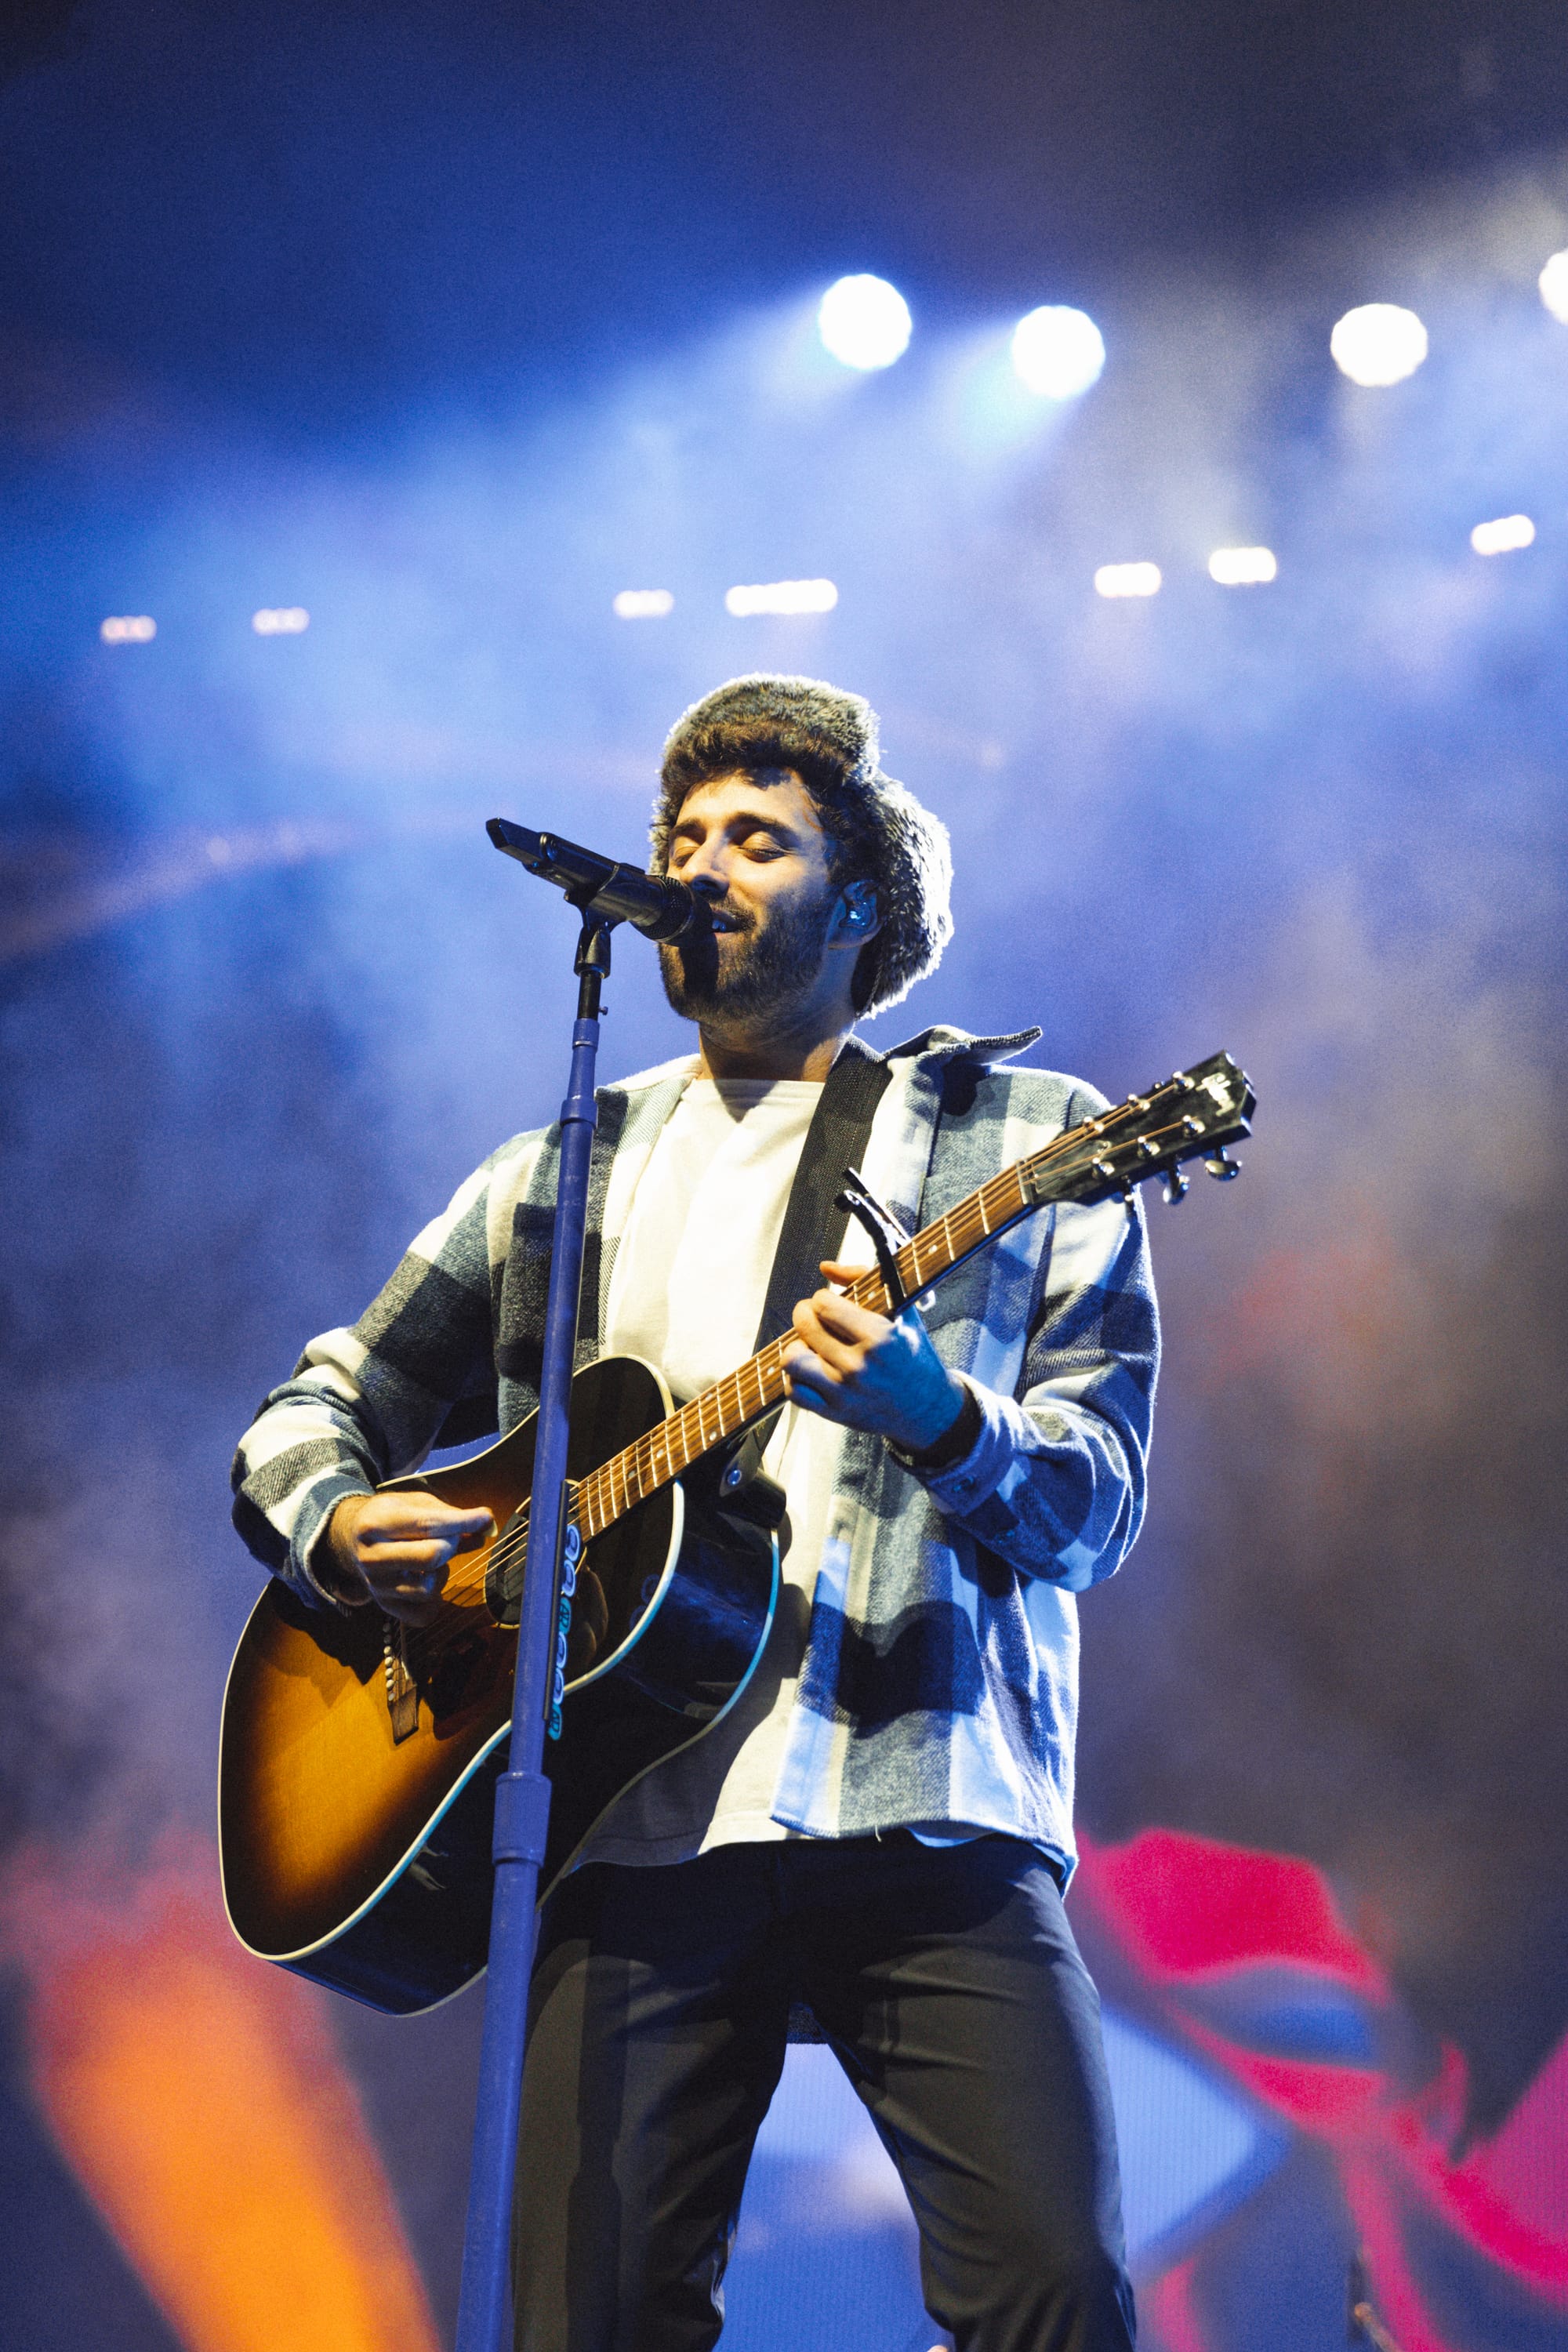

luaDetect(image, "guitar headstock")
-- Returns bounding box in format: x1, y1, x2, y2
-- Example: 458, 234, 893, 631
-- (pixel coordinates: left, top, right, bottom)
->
1026, 1051, 1256, 1211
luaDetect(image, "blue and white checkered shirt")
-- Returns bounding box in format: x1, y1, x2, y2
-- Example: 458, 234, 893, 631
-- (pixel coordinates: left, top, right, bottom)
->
231, 1023, 1159, 1885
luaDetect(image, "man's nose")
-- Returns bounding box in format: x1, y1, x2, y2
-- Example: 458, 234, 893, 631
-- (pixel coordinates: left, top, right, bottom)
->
682, 858, 728, 904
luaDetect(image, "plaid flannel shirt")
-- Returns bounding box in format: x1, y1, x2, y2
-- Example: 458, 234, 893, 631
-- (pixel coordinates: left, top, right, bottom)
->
231, 1024, 1159, 1882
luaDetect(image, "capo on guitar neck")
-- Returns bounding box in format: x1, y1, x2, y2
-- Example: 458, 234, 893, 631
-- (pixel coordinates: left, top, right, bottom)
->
835, 1167, 913, 1311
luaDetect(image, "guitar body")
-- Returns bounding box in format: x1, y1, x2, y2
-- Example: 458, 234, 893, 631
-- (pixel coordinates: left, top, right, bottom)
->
219, 1355, 781, 2014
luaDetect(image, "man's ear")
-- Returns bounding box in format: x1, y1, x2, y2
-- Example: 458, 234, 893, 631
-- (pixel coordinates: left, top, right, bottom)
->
833, 880, 881, 942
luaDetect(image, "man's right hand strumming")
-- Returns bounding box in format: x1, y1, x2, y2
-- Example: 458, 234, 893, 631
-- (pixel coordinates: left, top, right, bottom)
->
322, 1492, 496, 1625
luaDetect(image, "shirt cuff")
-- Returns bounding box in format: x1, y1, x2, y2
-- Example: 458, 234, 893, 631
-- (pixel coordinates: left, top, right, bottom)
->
900, 1375, 1018, 1516
296, 1478, 376, 1612
887, 1377, 984, 1472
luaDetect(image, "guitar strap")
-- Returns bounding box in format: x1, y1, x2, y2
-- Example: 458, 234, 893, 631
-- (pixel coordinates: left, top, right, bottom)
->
750, 1034, 894, 1354
753, 1036, 891, 2051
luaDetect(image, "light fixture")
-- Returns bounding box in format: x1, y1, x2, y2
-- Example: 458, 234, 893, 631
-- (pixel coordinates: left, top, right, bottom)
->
1329, 304, 1428, 387
1011, 306, 1105, 399
725, 579, 838, 617
817, 276, 912, 371
612, 589, 674, 619
1470, 514, 1535, 556
1094, 562, 1161, 600
252, 608, 310, 635
1208, 546, 1278, 586
1538, 251, 1568, 325
100, 615, 156, 643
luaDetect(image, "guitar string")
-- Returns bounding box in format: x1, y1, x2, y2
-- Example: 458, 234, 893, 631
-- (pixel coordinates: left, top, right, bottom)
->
397, 1083, 1222, 1668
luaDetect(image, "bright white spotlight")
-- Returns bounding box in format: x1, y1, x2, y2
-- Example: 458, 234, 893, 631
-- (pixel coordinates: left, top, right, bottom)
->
1208, 546, 1278, 586
725, 579, 839, 617
100, 614, 156, 643
612, 589, 674, 619
817, 275, 912, 371
1470, 514, 1535, 556
1538, 251, 1568, 324
1330, 303, 1428, 387
252, 607, 310, 634
1011, 306, 1105, 399
1094, 562, 1160, 600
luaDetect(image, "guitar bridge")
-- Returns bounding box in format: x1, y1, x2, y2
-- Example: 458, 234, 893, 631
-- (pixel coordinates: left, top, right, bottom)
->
383, 1621, 419, 1744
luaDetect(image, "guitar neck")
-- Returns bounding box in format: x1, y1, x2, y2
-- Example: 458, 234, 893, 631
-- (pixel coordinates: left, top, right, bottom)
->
571, 1047, 1254, 1544
572, 1157, 1040, 1543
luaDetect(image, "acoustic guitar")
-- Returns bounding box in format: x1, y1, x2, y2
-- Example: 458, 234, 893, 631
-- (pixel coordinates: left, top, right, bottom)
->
220, 1051, 1254, 2014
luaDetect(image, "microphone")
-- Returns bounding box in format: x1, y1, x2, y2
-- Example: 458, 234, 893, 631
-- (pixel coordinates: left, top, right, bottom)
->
486, 818, 712, 943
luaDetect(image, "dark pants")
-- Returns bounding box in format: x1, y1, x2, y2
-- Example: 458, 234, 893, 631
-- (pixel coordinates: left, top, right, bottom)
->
513, 1833, 1136, 2352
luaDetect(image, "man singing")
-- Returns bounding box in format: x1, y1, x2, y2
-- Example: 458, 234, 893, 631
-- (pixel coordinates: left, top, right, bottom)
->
232, 674, 1158, 2351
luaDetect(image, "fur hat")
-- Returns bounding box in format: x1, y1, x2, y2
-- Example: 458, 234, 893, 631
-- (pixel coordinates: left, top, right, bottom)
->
652, 674, 953, 1014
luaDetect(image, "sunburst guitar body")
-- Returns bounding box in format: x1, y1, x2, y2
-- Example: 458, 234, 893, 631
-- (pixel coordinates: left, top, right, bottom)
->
220, 1354, 782, 2014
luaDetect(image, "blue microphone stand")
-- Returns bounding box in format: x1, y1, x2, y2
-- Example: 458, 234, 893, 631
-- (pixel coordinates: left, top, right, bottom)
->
453, 901, 616, 2352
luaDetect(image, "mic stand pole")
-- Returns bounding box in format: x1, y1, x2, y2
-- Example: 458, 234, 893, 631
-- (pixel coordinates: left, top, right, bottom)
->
453, 902, 616, 2352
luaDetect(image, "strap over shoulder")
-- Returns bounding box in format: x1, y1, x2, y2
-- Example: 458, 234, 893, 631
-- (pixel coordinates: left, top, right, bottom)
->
750, 1036, 894, 1352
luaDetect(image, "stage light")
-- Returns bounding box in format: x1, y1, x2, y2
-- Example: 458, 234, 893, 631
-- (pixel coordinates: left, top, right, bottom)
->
1470, 514, 1535, 556
1094, 562, 1161, 600
1538, 251, 1568, 323
252, 608, 309, 634
725, 579, 839, 617
1208, 546, 1278, 586
817, 276, 912, 371
1010, 307, 1105, 399
1329, 304, 1428, 387
612, 589, 674, 619
100, 615, 156, 643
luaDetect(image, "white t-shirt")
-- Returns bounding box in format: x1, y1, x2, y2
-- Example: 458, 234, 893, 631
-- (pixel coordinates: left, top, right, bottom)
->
577, 1075, 847, 1864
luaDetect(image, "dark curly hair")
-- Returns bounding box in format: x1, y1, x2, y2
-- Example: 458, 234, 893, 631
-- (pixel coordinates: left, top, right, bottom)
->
652, 674, 953, 1015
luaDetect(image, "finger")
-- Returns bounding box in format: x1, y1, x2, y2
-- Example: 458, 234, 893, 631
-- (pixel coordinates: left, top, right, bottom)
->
448, 1513, 497, 1555
789, 1305, 862, 1378
360, 1497, 495, 1539
365, 1556, 450, 1600
784, 1358, 880, 1433
441, 1506, 497, 1535
782, 1363, 828, 1414
782, 1345, 842, 1402
355, 1538, 457, 1572
818, 1260, 873, 1286
361, 1511, 493, 1553
797, 1294, 893, 1376
810, 1287, 890, 1345
805, 1327, 873, 1381
795, 1290, 881, 1347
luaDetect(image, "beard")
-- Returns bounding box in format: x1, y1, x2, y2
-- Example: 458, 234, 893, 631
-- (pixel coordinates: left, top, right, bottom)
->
659, 884, 838, 1031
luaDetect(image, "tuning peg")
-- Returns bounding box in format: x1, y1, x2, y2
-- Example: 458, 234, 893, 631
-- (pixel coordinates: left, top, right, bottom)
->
1163, 1167, 1189, 1205
1204, 1151, 1241, 1181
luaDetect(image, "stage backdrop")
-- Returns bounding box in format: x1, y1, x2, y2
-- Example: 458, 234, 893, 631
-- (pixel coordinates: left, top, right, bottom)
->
3, 25, 1567, 2349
